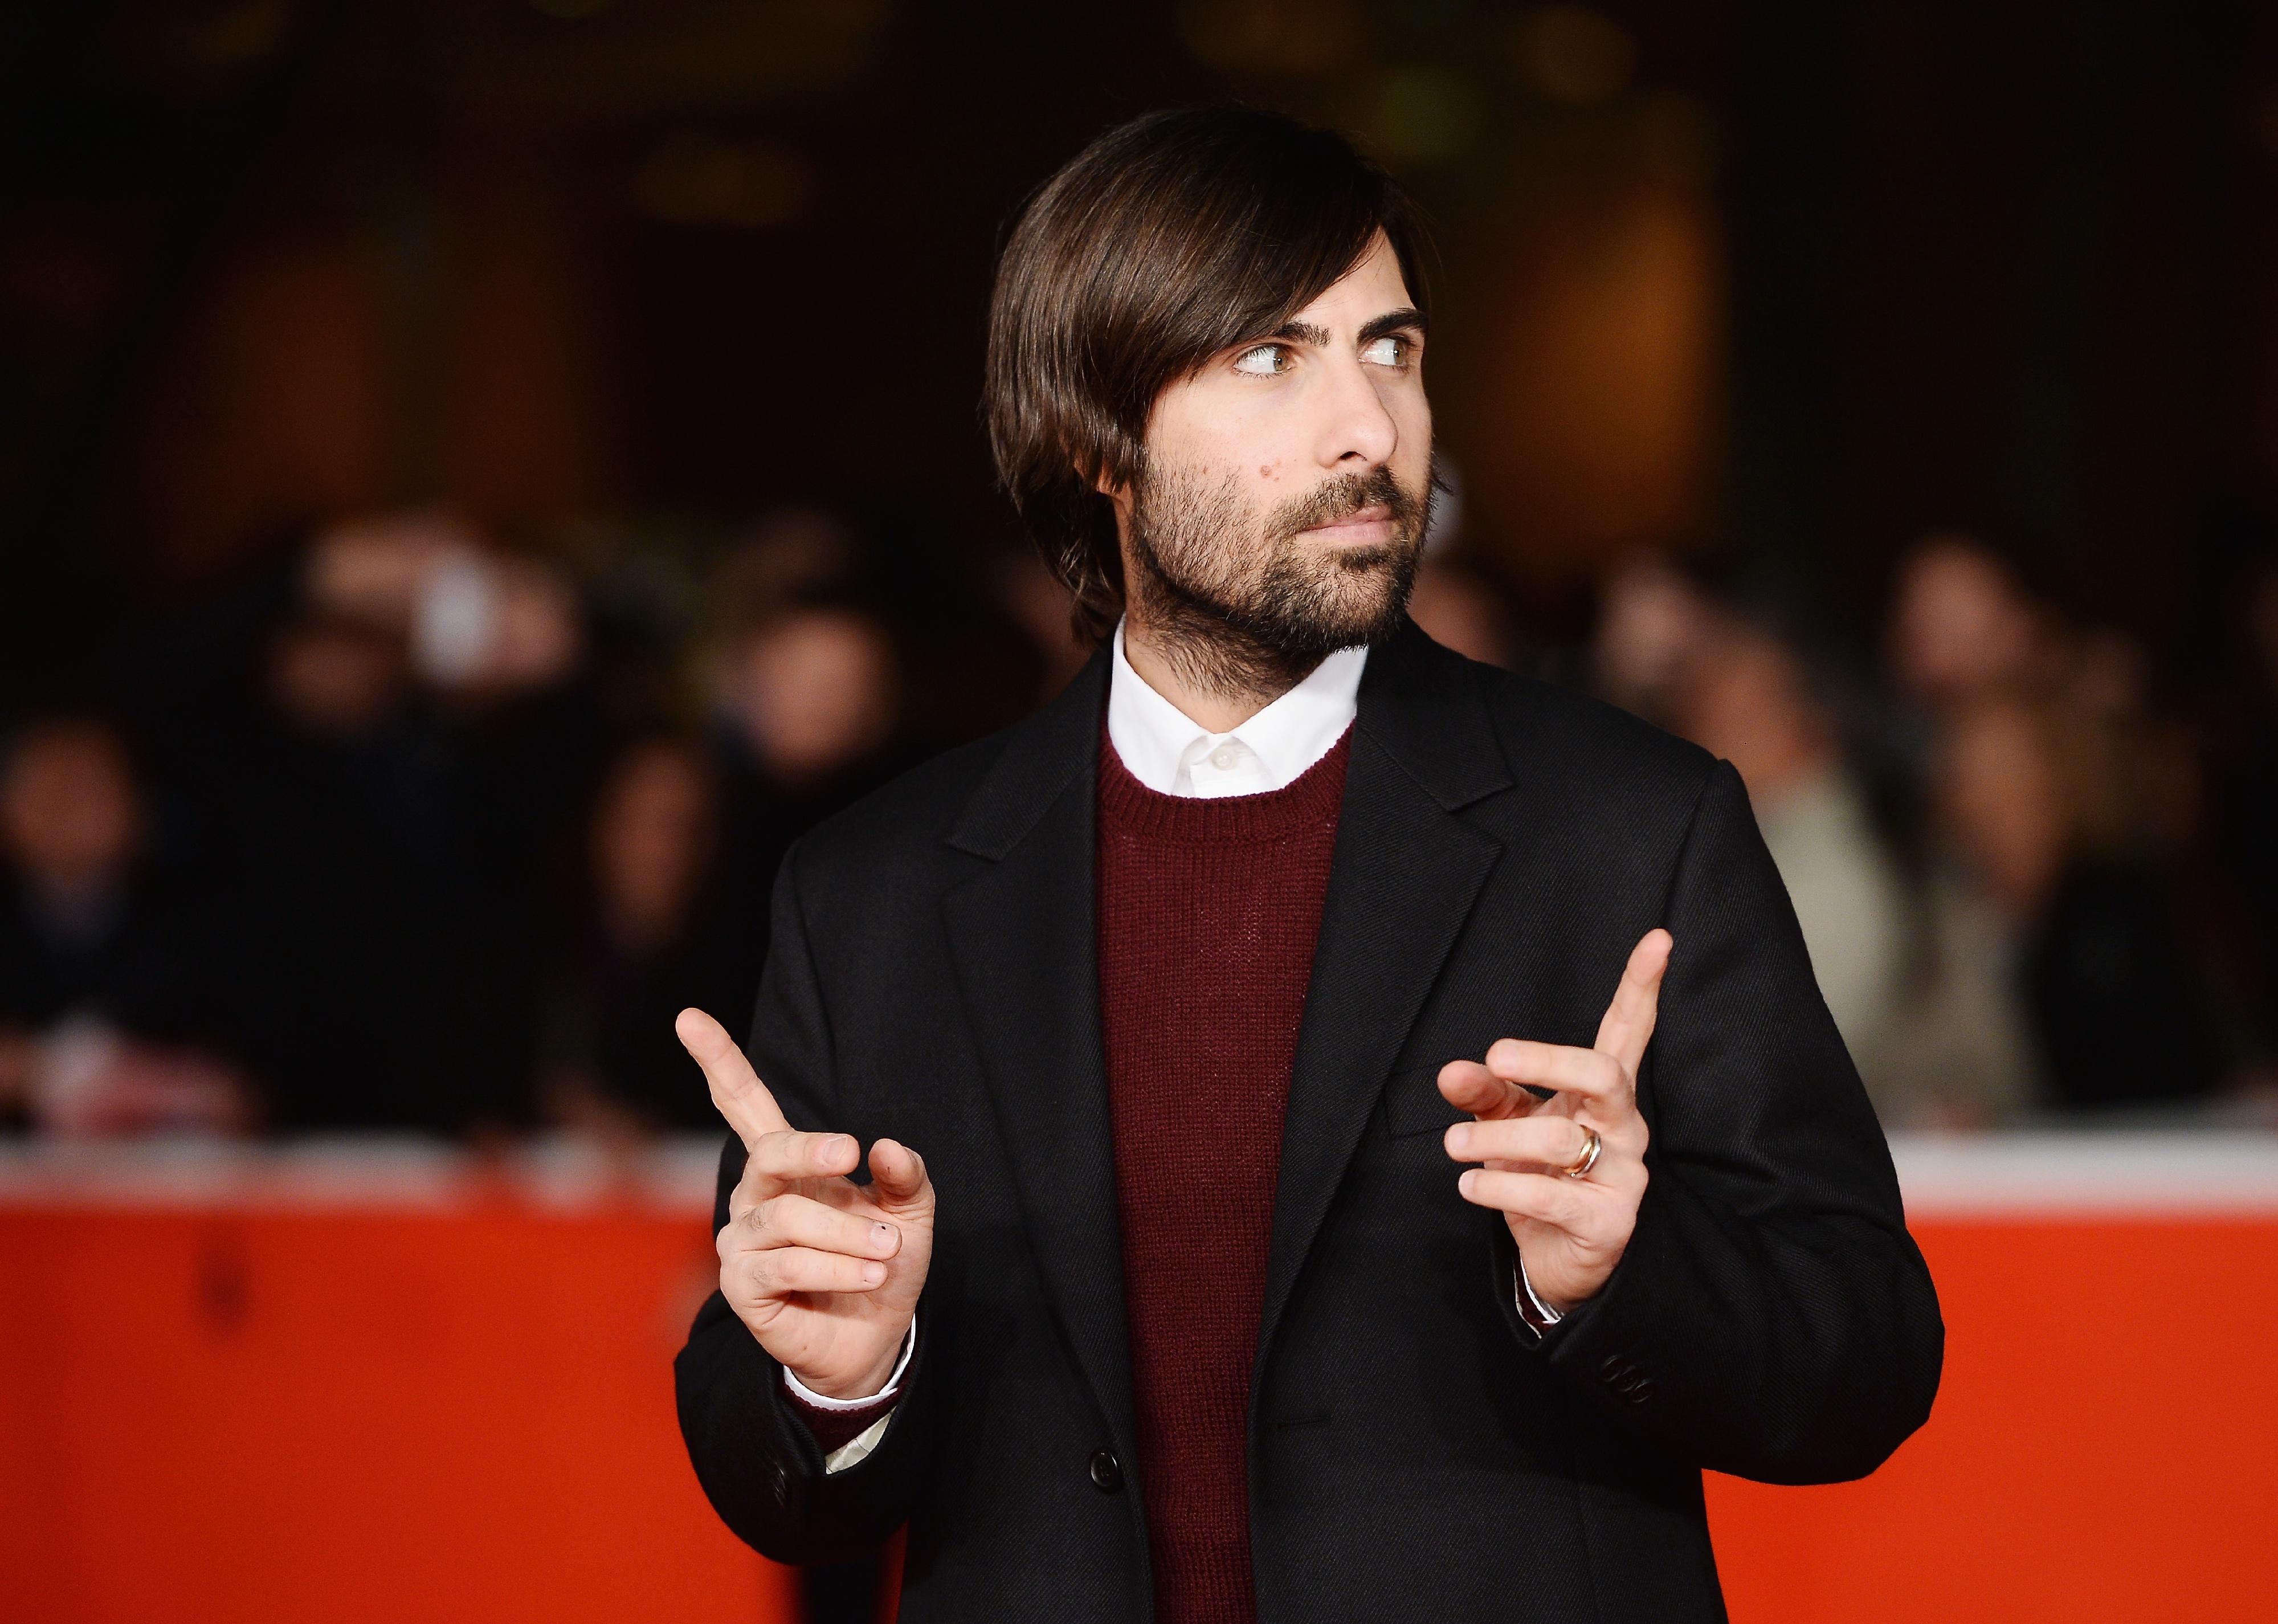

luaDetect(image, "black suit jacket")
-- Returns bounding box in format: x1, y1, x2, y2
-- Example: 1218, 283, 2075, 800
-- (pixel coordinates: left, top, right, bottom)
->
675, 620, 1943, 1623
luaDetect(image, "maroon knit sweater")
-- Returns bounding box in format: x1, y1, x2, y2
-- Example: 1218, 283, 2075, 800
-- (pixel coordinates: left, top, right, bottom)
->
791, 723, 1352, 1624
1096, 723, 1350, 1624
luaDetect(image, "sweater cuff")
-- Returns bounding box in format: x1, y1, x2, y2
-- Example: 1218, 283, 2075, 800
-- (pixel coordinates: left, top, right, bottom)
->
781, 1319, 913, 1458
785, 1387, 897, 1459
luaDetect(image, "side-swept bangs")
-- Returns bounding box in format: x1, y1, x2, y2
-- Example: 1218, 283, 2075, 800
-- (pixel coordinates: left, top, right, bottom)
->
984, 107, 1431, 643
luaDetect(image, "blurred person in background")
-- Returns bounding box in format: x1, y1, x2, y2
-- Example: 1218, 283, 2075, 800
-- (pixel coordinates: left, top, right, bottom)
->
197, 515, 596, 1135
538, 736, 754, 1139
1667, 612, 1909, 1092
221, 602, 495, 1131
305, 513, 602, 924
1592, 553, 1717, 730
724, 607, 900, 793
1937, 688, 2219, 1113
708, 594, 915, 933
1888, 532, 2223, 1114
709, 507, 868, 633
1887, 534, 2052, 718
0, 714, 248, 1135
1643, 584, 2031, 1129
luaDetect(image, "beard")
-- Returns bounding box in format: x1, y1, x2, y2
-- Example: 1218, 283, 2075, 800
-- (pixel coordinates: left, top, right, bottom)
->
1124, 455, 1432, 703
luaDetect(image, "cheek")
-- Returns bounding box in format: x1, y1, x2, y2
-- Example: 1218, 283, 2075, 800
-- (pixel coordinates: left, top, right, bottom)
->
1165, 418, 1293, 517
1218, 421, 1324, 513
1393, 394, 1434, 476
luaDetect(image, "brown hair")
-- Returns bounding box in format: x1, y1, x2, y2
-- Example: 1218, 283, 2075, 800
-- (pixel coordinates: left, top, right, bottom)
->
984, 107, 1431, 644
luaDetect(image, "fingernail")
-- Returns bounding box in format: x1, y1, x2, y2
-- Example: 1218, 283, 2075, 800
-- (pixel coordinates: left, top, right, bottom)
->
827, 1135, 856, 1160
1459, 1169, 1478, 1197
1446, 1124, 1472, 1156
872, 1222, 896, 1251
860, 1262, 886, 1285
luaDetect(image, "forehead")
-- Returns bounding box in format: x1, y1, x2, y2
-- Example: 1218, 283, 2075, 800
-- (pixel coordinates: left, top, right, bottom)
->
1288, 232, 1412, 327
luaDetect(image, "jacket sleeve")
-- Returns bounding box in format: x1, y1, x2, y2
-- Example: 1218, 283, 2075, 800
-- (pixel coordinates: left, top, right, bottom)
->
1534, 760, 1945, 1484
672, 841, 941, 1562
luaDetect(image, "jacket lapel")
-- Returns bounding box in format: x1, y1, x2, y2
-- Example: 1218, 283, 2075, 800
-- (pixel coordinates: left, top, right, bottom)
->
1255, 621, 1511, 1379
941, 649, 1138, 1458
939, 623, 1512, 1452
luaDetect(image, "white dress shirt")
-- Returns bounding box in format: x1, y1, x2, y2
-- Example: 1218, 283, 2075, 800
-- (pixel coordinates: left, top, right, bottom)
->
1105, 620, 1368, 798
794, 620, 1556, 1472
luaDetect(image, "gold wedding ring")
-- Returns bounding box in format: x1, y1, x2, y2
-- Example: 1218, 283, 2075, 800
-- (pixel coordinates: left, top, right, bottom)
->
1561, 1127, 1603, 1180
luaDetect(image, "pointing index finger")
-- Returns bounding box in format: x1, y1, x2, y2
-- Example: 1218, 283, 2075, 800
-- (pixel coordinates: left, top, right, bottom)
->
1593, 929, 1672, 1076
676, 1007, 789, 1149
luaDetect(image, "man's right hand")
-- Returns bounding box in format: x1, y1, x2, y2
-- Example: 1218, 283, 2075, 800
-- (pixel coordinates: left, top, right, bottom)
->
676, 1008, 935, 1400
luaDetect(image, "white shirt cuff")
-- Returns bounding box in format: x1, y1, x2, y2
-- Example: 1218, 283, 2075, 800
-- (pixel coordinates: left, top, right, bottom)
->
782, 1316, 916, 1409
1516, 1256, 1564, 1327
822, 1411, 893, 1474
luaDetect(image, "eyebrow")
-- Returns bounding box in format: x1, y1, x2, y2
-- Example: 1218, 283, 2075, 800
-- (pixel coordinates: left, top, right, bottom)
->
1358, 307, 1428, 344
1266, 307, 1430, 348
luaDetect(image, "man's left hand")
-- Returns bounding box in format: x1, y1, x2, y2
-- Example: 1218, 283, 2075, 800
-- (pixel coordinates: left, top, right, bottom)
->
1438, 928, 1672, 1316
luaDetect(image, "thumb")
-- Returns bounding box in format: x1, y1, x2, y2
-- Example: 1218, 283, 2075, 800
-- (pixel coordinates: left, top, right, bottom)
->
868, 1138, 934, 1215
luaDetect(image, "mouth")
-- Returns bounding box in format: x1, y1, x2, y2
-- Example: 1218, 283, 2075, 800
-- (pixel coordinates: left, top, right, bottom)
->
1299, 504, 1399, 546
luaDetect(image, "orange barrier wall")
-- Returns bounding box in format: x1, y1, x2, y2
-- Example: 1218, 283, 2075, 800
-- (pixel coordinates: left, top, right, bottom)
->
0, 1198, 795, 1624
3, 1162, 2275, 1623
1709, 1218, 2278, 1623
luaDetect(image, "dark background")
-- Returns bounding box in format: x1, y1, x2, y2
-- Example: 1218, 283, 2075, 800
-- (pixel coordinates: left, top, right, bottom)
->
5, 0, 2278, 1148
8, 0, 2271, 667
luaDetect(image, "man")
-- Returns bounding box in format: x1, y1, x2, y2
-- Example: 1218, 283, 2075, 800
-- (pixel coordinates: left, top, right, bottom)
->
675, 108, 1941, 1623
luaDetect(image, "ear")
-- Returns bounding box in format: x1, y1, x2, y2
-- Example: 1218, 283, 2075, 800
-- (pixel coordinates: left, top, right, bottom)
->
1081, 463, 1136, 568
1084, 457, 1125, 504
1095, 476, 1133, 542
1083, 463, 1135, 544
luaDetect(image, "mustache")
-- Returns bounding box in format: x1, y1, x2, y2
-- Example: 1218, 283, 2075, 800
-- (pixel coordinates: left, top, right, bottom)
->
1269, 464, 1428, 542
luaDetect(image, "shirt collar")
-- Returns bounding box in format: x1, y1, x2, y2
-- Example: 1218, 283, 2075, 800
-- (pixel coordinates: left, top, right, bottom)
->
1107, 619, 1367, 795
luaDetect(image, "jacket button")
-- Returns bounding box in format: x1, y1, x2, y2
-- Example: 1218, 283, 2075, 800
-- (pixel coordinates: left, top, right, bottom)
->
1621, 1376, 1656, 1405
1599, 1355, 1634, 1387
1089, 1450, 1124, 1493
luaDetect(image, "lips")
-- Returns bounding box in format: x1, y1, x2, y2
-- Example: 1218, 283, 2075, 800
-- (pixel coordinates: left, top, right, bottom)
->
1301, 504, 1394, 534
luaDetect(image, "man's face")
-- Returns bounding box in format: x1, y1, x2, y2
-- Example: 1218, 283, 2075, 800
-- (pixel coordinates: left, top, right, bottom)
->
1119, 231, 1433, 662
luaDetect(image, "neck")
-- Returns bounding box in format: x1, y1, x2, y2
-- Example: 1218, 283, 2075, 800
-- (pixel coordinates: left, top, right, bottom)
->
1121, 611, 1319, 733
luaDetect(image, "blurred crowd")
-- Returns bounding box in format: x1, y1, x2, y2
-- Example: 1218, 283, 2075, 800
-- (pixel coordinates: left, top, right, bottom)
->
1586, 538, 2278, 1131
4, 511, 2277, 1140
0, 508, 1068, 1141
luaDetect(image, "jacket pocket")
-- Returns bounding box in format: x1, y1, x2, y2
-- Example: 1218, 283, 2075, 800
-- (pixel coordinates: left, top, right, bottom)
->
1379, 1063, 1470, 1139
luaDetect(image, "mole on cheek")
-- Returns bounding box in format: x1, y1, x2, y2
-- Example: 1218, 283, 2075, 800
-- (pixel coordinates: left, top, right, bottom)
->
1259, 463, 1276, 479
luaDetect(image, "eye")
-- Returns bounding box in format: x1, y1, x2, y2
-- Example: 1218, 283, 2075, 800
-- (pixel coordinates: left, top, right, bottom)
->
1361, 334, 1412, 368
1231, 343, 1291, 377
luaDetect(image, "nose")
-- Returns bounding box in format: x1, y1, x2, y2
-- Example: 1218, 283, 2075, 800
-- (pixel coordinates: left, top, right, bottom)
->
1312, 352, 1399, 470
